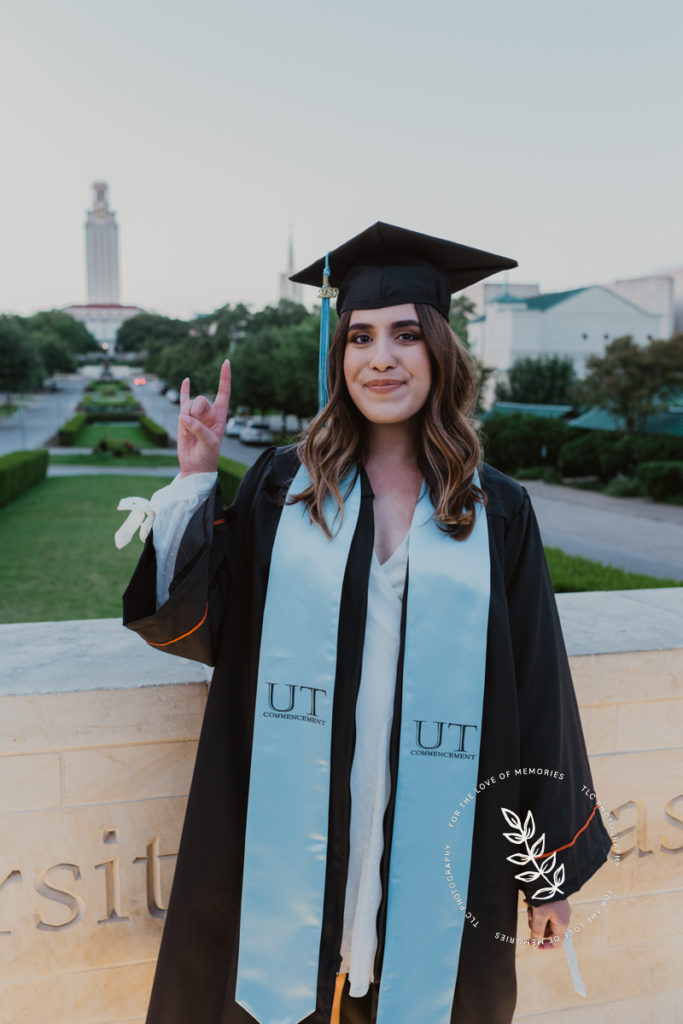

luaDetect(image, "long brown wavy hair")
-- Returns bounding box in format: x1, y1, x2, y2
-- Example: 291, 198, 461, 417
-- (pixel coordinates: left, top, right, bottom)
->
292, 302, 486, 539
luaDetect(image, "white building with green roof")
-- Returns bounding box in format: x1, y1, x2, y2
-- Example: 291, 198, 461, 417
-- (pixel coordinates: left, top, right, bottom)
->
468, 284, 664, 393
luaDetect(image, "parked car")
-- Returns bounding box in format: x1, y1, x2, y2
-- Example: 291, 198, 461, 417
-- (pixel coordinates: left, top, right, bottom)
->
165, 388, 180, 403
225, 416, 248, 437
240, 420, 274, 445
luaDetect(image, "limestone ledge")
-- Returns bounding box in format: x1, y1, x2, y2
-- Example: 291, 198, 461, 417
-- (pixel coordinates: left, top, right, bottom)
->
0, 590, 681, 1023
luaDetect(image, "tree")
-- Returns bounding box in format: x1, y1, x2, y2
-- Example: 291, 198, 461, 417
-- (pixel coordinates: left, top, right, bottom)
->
648, 334, 683, 407
25, 310, 98, 354
449, 294, 476, 349
153, 336, 223, 397
573, 335, 683, 434
116, 313, 189, 355
198, 303, 252, 351
495, 355, 577, 405
274, 318, 320, 421
247, 299, 310, 334
449, 295, 494, 416
228, 330, 282, 413
31, 332, 77, 375
0, 317, 44, 402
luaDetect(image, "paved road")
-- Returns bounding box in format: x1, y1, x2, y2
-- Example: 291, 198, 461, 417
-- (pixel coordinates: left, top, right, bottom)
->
523, 480, 683, 582
0, 378, 87, 456
47, 465, 177, 478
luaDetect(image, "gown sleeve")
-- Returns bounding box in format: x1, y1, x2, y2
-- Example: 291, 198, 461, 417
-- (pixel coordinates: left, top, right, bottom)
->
149, 472, 218, 607
121, 448, 274, 666
504, 488, 612, 907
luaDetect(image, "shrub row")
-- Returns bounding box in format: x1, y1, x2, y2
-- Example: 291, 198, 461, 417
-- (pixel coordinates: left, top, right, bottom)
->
482, 415, 683, 501
139, 416, 168, 448
93, 439, 141, 457
85, 379, 130, 392
558, 432, 683, 480
217, 456, 247, 505
481, 414, 571, 473
0, 449, 48, 508
81, 393, 138, 408
83, 410, 143, 422
58, 413, 87, 446
636, 461, 683, 501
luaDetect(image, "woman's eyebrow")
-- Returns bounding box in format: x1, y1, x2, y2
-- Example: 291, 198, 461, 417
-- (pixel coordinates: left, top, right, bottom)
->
348, 319, 421, 331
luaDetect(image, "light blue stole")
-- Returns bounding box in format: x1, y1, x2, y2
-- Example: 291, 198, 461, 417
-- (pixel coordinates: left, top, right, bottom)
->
235, 462, 490, 1024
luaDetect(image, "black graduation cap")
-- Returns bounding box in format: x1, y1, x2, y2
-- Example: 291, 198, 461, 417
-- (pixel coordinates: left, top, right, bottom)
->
289, 221, 518, 320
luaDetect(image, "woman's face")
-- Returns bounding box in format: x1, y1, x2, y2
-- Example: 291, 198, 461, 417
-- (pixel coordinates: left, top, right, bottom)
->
342, 303, 432, 425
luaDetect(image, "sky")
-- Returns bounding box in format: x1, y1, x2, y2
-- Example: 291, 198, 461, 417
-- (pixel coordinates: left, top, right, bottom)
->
1, 0, 682, 321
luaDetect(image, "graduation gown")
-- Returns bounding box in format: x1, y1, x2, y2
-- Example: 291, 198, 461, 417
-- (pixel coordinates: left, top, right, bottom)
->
122, 446, 611, 1024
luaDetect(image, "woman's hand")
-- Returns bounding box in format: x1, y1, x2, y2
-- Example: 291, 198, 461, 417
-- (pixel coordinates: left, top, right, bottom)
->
528, 898, 571, 950
177, 359, 231, 476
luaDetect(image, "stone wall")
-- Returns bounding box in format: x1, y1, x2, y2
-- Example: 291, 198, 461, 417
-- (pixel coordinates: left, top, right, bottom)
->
513, 589, 683, 1023
1, 588, 682, 1023
0, 621, 208, 1024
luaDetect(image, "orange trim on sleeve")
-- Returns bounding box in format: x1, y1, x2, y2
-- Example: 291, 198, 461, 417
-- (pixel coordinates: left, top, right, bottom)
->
146, 603, 209, 648
213, 518, 226, 526
533, 804, 599, 860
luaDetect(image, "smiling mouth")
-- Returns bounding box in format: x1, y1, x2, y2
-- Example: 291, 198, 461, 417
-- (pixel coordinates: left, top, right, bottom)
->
365, 380, 406, 391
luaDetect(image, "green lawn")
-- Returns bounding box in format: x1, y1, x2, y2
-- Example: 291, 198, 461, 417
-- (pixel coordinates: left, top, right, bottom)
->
0, 475, 173, 623
0, 477, 679, 624
73, 422, 153, 448
545, 546, 682, 592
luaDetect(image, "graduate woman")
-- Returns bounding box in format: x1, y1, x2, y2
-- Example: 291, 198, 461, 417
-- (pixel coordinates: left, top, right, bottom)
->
118, 223, 612, 1024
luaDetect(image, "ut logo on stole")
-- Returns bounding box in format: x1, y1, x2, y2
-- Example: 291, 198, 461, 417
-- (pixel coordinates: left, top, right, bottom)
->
411, 720, 478, 758
264, 682, 327, 725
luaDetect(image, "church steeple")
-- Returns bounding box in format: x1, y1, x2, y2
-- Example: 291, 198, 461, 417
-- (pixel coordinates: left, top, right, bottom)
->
279, 227, 303, 304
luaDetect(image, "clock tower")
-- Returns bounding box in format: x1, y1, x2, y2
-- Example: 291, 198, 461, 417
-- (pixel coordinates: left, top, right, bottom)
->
85, 181, 119, 304
64, 182, 143, 351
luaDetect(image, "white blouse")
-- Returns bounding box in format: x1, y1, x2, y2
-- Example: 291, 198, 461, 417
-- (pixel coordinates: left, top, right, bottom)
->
147, 472, 406, 997
339, 538, 406, 995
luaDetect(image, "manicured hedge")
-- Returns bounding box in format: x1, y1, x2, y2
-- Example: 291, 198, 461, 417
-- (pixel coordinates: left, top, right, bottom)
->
85, 379, 130, 392
92, 439, 141, 457
0, 449, 48, 508
636, 461, 683, 501
81, 393, 138, 408
480, 413, 570, 475
140, 416, 168, 448
57, 413, 87, 446
557, 431, 683, 480
557, 432, 604, 477
84, 410, 143, 422
217, 456, 247, 504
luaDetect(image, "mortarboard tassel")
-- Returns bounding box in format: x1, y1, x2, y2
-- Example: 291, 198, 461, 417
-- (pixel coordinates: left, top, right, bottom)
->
317, 253, 338, 410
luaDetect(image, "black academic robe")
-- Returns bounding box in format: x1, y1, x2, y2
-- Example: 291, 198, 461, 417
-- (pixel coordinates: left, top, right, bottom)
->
122, 446, 611, 1024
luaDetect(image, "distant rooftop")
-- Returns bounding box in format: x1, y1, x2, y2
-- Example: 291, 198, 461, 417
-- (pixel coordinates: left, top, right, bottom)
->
488, 287, 588, 311
569, 407, 683, 437
483, 402, 574, 420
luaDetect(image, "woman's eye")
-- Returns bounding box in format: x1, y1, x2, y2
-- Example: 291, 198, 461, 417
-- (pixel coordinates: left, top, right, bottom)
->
348, 333, 371, 345
397, 331, 420, 342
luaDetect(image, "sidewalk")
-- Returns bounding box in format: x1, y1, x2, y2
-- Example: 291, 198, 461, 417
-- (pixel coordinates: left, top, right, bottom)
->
47, 465, 176, 478
522, 480, 683, 581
